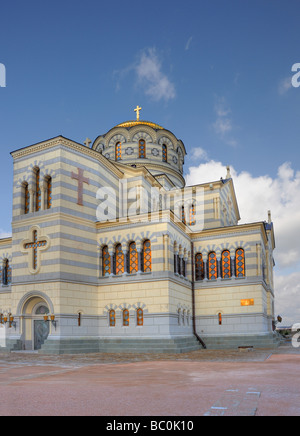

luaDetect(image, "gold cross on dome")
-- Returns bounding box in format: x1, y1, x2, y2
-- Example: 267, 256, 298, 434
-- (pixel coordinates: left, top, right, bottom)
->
134, 105, 142, 121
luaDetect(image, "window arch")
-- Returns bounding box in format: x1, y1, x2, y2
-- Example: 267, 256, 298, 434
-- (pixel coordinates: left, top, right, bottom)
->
208, 251, 217, 280
195, 253, 204, 281
221, 250, 231, 279
109, 309, 116, 327
236, 248, 245, 277
2, 259, 11, 285
139, 139, 146, 158
115, 244, 124, 275
102, 245, 111, 276
162, 144, 167, 162
35, 168, 41, 211
24, 182, 29, 214
143, 239, 152, 272
137, 308, 143, 326
129, 242, 138, 274
123, 309, 129, 326
115, 142, 122, 161
46, 176, 52, 209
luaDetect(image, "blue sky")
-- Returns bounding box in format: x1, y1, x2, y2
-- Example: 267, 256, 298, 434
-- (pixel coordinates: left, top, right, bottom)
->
0, 0, 300, 324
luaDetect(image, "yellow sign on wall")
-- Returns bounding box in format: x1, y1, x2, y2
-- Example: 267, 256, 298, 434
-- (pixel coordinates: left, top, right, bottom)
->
241, 299, 254, 306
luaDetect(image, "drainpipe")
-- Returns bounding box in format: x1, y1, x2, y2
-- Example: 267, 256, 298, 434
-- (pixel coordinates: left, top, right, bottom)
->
191, 242, 206, 349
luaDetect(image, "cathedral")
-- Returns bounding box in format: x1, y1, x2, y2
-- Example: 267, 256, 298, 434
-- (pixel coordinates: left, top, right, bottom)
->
0, 107, 279, 353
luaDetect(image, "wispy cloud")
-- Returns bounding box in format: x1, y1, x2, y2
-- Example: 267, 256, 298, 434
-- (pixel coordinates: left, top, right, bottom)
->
114, 48, 176, 102
212, 96, 237, 146
135, 48, 176, 102
185, 36, 193, 51
278, 77, 293, 95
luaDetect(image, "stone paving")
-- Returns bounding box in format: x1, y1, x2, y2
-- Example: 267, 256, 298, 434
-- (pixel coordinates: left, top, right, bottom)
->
0, 343, 298, 416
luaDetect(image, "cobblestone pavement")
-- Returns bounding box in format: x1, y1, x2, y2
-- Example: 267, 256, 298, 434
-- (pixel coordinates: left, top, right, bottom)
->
0, 344, 298, 416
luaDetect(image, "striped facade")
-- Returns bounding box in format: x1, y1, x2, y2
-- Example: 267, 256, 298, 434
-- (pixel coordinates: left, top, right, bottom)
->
0, 120, 278, 353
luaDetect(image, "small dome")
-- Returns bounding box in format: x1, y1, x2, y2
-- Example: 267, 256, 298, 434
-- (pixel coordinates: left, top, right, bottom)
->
92, 116, 187, 188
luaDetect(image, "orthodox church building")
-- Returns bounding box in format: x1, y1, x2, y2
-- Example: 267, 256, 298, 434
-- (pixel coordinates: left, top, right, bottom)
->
0, 108, 279, 353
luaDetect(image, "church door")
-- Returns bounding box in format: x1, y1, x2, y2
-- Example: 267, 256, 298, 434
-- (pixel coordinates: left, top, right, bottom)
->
34, 320, 49, 350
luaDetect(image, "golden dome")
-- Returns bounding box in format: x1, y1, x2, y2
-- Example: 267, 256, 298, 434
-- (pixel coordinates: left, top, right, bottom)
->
115, 120, 164, 130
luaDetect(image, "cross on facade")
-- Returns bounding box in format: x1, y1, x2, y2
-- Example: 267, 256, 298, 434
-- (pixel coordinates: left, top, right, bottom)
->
84, 138, 92, 147
134, 105, 142, 121
24, 230, 47, 271
71, 167, 90, 206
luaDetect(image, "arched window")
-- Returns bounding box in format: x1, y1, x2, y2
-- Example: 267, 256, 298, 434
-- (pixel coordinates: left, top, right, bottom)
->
221, 250, 231, 279
189, 203, 196, 226
115, 142, 122, 161
46, 176, 52, 209
35, 168, 41, 211
236, 248, 245, 277
109, 310, 116, 327
195, 253, 204, 281
143, 239, 152, 272
2, 259, 11, 285
139, 139, 146, 158
137, 308, 143, 326
115, 244, 124, 275
102, 245, 111, 276
123, 309, 129, 326
162, 144, 167, 162
24, 183, 29, 214
208, 252, 217, 280
129, 242, 138, 274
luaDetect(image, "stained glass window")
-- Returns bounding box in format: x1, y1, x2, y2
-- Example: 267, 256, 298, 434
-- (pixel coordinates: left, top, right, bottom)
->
162, 144, 167, 162
109, 309, 116, 327
143, 239, 152, 272
208, 252, 217, 280
102, 245, 111, 276
139, 139, 146, 158
36, 168, 41, 212
137, 308, 143, 326
123, 309, 129, 326
24, 183, 29, 214
115, 142, 122, 161
221, 250, 231, 279
236, 248, 245, 277
129, 242, 138, 274
195, 253, 204, 281
47, 177, 52, 209
115, 244, 124, 275
189, 203, 196, 226
2, 259, 11, 285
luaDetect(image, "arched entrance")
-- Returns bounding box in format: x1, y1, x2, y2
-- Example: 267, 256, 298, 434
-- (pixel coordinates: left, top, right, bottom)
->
17, 292, 54, 351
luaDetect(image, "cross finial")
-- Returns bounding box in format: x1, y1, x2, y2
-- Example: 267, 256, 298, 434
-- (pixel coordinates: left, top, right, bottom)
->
84, 138, 92, 147
134, 105, 142, 121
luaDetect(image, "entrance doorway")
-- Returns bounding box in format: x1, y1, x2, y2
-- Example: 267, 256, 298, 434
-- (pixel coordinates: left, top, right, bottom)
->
33, 305, 50, 350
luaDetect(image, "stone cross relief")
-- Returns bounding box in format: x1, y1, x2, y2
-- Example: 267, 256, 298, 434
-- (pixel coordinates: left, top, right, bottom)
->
71, 167, 90, 206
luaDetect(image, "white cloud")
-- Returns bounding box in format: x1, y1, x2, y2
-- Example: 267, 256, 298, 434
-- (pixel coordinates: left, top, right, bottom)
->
135, 48, 176, 102
190, 147, 209, 161
185, 159, 300, 325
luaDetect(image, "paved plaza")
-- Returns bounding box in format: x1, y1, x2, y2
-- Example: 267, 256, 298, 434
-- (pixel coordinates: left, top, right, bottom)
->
0, 344, 299, 416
